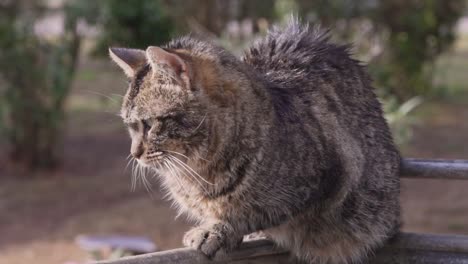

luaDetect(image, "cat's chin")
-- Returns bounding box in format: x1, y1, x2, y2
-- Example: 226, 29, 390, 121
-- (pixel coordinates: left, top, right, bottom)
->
136, 158, 163, 170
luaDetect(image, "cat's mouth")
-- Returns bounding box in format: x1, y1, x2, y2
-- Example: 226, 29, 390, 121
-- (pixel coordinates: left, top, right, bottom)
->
146, 150, 164, 161
136, 150, 164, 168
136, 149, 189, 169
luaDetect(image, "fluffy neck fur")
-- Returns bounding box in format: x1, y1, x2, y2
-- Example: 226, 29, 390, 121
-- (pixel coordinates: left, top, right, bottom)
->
166, 47, 274, 198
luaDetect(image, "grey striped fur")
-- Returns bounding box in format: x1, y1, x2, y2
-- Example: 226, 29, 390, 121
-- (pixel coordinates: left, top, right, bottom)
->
111, 19, 400, 264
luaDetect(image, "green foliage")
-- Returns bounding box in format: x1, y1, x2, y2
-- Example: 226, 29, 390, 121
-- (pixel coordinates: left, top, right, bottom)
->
273, 0, 465, 144
164, 0, 276, 36
384, 96, 423, 145
287, 0, 466, 101
93, 0, 174, 55
0, 0, 83, 170
372, 0, 465, 100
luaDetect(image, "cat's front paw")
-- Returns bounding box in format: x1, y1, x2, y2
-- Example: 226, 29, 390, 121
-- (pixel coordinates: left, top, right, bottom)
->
183, 222, 241, 258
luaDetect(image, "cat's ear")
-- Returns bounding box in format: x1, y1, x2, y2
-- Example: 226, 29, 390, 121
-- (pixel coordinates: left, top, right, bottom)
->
109, 47, 146, 78
146, 46, 190, 84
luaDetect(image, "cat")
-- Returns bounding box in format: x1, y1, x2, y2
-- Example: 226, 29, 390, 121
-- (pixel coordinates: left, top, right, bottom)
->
109, 19, 401, 264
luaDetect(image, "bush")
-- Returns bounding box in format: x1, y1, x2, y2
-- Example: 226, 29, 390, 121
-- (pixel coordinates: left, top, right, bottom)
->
93, 0, 174, 56
372, 0, 465, 100
0, 1, 83, 170
289, 0, 466, 101
383, 96, 423, 145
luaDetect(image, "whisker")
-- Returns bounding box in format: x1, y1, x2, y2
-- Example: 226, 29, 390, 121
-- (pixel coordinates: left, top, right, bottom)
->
165, 160, 189, 194
141, 166, 155, 196
196, 153, 211, 162
138, 164, 152, 194
132, 161, 140, 191
141, 165, 149, 188
167, 156, 212, 197
131, 159, 138, 191
150, 160, 161, 178
163, 150, 213, 176
110, 93, 125, 98
137, 163, 143, 189
81, 90, 121, 104
170, 156, 215, 185
165, 150, 190, 160
192, 113, 207, 133
125, 156, 134, 171
127, 157, 136, 191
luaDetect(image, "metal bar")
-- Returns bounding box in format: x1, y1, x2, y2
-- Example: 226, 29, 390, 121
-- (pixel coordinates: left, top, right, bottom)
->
95, 233, 468, 264
401, 158, 468, 180
372, 249, 468, 264
96, 239, 288, 264
372, 233, 468, 263
386, 232, 468, 253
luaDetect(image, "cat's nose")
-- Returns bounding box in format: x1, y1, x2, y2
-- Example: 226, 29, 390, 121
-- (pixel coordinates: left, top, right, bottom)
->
131, 145, 144, 159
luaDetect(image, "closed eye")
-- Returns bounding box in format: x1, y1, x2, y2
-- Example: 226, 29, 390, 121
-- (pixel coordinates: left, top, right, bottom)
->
127, 122, 138, 131
155, 115, 171, 122
156, 113, 183, 123
142, 119, 151, 131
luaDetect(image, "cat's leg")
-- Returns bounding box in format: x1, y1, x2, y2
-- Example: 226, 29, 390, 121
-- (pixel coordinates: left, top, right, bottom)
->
183, 220, 243, 258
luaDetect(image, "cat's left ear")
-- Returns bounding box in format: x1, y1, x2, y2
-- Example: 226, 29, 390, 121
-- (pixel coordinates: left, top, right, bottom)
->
146, 46, 191, 87
109, 47, 146, 78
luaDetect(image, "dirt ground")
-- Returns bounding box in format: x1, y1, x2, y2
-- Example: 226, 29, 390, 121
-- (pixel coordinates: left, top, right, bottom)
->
0, 59, 467, 264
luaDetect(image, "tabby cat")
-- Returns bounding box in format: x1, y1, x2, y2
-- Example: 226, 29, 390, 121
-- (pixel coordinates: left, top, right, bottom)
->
109, 20, 400, 264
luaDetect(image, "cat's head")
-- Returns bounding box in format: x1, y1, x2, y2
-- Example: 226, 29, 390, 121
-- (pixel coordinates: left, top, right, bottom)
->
109, 43, 248, 169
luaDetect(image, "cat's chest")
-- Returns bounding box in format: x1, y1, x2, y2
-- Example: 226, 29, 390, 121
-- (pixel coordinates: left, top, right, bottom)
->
167, 180, 230, 219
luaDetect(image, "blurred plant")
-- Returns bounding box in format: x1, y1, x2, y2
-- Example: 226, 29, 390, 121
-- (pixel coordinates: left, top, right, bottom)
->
272, 0, 464, 145
92, 0, 174, 56
0, 0, 87, 170
164, 0, 276, 36
287, 0, 466, 101
372, 0, 465, 100
383, 96, 423, 145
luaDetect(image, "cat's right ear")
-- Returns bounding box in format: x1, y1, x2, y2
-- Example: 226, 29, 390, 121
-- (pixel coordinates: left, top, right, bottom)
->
109, 47, 146, 78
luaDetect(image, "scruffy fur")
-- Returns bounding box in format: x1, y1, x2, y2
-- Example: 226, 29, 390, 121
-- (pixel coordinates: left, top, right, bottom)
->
110, 20, 401, 264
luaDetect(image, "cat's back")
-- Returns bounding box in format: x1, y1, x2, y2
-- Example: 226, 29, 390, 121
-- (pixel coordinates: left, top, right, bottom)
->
244, 20, 400, 201
243, 19, 397, 155
243, 19, 359, 92
244, 21, 401, 256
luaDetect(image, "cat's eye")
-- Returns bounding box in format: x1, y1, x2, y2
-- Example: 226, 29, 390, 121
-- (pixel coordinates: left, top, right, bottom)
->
127, 122, 138, 131
155, 115, 171, 122
141, 119, 151, 131
156, 113, 183, 123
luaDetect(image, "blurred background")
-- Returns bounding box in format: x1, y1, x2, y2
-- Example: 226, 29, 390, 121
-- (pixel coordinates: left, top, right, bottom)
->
1, 0, 468, 263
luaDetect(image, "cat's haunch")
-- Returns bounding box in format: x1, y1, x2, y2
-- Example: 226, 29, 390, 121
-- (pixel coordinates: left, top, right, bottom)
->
110, 19, 400, 264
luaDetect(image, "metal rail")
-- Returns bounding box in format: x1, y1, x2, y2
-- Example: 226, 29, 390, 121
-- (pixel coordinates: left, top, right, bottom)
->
95, 158, 468, 264
401, 159, 468, 180
97, 233, 468, 264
